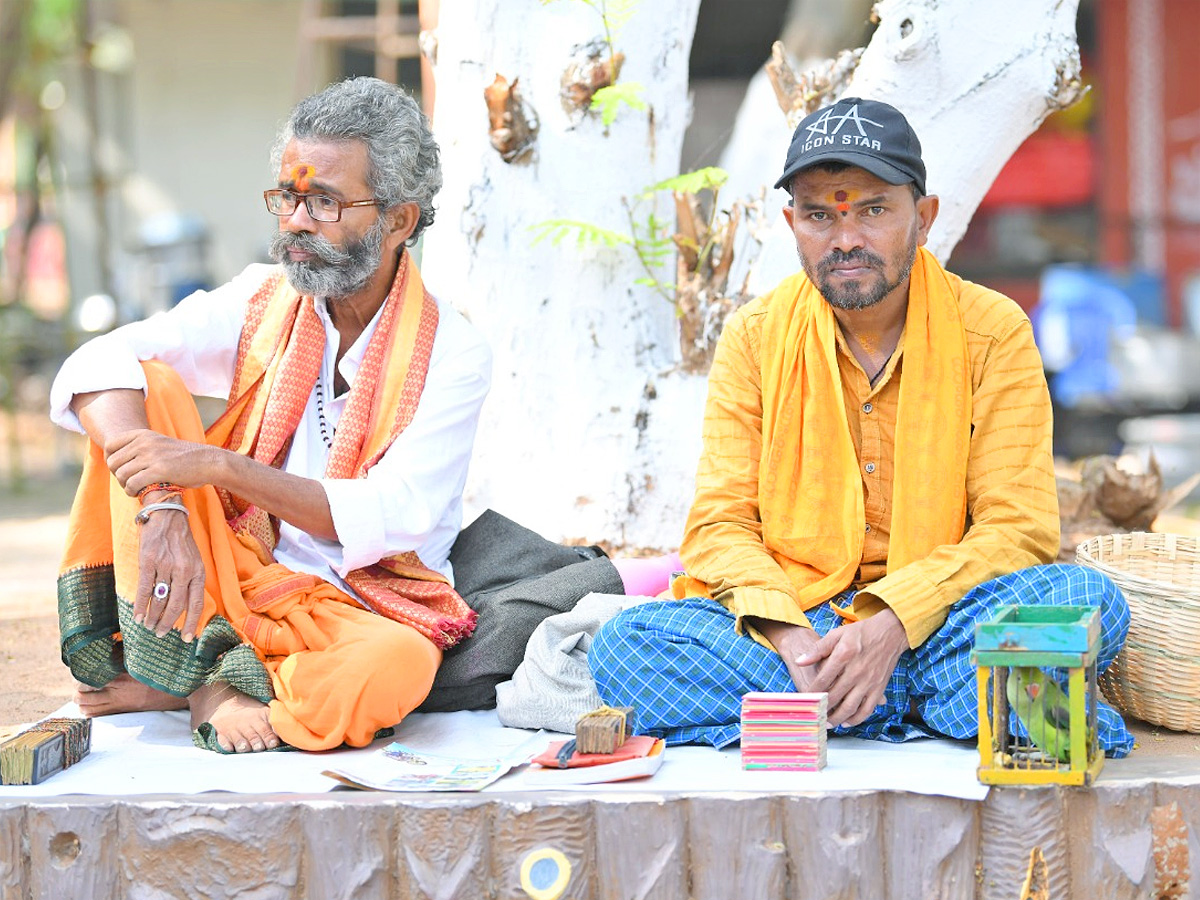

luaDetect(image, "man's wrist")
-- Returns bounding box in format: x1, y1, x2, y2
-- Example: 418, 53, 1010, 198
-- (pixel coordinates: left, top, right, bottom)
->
749, 617, 817, 658
871, 606, 911, 653
138, 481, 184, 505
134, 501, 189, 526
139, 490, 180, 505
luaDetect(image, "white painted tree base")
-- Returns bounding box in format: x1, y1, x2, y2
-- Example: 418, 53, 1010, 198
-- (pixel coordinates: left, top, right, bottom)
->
422, 0, 703, 547
743, 0, 1085, 288
425, 0, 1083, 548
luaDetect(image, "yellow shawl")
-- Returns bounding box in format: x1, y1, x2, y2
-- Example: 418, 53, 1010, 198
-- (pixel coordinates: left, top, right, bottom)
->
206, 252, 476, 649
678, 245, 972, 610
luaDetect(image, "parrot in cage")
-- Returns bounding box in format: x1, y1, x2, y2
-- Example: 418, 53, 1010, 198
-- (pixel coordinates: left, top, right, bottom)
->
1006, 667, 1076, 763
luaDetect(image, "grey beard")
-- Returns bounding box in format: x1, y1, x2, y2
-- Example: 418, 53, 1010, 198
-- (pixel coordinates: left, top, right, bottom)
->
269, 216, 387, 299
803, 241, 917, 311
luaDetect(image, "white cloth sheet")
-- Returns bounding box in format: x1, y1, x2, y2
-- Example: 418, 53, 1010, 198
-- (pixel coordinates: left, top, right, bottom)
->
0, 705, 990, 801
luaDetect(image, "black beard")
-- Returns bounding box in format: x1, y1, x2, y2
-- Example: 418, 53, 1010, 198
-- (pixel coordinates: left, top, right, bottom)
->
269, 216, 387, 299
804, 242, 917, 311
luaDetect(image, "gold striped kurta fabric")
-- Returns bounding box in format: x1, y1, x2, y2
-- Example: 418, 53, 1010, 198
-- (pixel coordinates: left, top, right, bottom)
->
679, 263, 1059, 649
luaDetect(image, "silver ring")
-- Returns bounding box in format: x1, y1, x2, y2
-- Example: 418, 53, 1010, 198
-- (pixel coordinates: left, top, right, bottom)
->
153, 581, 170, 601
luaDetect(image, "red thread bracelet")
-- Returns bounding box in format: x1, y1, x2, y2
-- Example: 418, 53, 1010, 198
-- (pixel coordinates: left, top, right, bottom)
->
137, 482, 184, 503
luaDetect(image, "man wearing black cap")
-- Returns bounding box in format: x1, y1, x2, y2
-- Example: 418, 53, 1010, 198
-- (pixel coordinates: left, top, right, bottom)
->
590, 98, 1135, 756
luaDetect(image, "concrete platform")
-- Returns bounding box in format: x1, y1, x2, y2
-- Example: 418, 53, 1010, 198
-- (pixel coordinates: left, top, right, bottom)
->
6, 487, 1200, 897
3, 757, 1200, 900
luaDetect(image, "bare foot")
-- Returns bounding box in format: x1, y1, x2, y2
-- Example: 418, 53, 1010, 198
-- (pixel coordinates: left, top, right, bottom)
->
75, 673, 188, 716
189, 681, 280, 753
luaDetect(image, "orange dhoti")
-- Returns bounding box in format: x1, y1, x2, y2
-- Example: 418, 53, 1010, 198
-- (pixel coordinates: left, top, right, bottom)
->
58, 362, 441, 751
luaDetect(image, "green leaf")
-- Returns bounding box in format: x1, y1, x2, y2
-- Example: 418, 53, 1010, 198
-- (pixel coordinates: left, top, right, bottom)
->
641, 166, 729, 198
528, 219, 633, 250
644, 212, 670, 235
634, 277, 677, 292
590, 82, 647, 127
601, 0, 638, 35
538, 0, 634, 37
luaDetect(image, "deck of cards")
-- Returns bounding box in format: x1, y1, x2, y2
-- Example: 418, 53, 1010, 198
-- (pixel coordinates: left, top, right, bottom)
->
740, 692, 827, 771
0, 717, 92, 785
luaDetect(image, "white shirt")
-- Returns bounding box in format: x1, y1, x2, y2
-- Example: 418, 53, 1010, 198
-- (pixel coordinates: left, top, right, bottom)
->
50, 263, 492, 596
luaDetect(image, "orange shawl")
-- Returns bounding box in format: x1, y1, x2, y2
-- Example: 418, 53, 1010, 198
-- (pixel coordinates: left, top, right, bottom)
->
676, 246, 971, 609
205, 252, 476, 649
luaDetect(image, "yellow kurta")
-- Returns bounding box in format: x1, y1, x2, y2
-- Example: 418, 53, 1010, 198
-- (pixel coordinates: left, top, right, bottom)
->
679, 255, 1059, 649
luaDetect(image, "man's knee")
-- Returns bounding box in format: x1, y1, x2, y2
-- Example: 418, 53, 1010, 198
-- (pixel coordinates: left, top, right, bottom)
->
362, 622, 441, 696
590, 603, 674, 693
1043, 563, 1130, 631
589, 611, 634, 683
1076, 565, 1130, 637
591, 601, 677, 661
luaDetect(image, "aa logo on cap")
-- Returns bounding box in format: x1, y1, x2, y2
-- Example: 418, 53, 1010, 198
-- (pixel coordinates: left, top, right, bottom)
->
805, 103, 884, 141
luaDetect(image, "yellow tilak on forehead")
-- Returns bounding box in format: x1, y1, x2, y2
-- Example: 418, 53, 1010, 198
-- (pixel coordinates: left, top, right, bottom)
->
833, 189, 853, 214
291, 164, 316, 192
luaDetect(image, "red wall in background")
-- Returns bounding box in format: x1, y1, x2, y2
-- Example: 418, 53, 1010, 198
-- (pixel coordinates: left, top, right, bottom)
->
1162, 0, 1200, 327
1097, 0, 1200, 327
978, 133, 1095, 210
1097, 0, 1131, 271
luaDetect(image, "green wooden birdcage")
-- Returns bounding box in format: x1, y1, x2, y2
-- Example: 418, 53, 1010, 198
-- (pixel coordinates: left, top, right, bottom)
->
972, 605, 1105, 786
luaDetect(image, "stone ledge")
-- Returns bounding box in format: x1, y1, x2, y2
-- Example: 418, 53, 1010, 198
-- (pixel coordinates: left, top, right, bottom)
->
2, 777, 1198, 899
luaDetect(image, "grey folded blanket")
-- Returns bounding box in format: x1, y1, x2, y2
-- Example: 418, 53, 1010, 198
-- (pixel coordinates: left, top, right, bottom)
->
415, 509, 625, 713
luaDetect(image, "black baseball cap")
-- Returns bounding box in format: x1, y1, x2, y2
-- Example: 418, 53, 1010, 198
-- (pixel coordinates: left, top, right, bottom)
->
774, 97, 926, 196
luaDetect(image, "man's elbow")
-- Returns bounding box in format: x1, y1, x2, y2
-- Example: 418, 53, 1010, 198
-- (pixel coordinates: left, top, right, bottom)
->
1023, 519, 1060, 565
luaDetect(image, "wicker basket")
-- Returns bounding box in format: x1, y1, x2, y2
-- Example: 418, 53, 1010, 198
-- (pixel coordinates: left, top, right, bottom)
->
1075, 533, 1200, 732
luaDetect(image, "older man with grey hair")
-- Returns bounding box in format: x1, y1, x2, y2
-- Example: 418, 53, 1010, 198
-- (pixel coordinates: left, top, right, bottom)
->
49, 78, 498, 754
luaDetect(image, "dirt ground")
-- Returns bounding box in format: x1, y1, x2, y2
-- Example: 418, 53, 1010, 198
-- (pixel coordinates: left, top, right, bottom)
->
0, 416, 82, 729
1, 413, 1198, 758
0, 499, 78, 726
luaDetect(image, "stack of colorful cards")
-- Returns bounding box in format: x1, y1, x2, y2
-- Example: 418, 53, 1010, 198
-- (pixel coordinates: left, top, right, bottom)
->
0, 718, 92, 785
740, 692, 827, 771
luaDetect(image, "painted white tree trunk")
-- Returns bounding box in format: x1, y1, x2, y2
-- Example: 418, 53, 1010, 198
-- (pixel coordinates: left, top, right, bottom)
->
719, 0, 877, 292
743, 0, 1085, 294
719, 67, 797, 297
852, 0, 1084, 257
422, 0, 703, 548
425, 0, 1083, 550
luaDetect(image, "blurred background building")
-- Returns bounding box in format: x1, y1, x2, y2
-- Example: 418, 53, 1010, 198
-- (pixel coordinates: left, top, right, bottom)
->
1, 0, 1198, 487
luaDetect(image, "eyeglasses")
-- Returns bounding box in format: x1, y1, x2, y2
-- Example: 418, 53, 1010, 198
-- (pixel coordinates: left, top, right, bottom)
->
263, 189, 379, 223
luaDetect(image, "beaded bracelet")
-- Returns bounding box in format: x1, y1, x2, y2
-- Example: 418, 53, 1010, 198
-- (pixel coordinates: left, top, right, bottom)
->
137, 482, 185, 503
133, 501, 190, 526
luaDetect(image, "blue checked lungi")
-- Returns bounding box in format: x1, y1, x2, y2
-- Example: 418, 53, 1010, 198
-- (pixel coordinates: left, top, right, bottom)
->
589, 563, 1134, 756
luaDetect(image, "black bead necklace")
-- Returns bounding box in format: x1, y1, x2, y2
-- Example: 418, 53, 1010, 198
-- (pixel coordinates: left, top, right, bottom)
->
314, 379, 335, 449
868, 351, 893, 387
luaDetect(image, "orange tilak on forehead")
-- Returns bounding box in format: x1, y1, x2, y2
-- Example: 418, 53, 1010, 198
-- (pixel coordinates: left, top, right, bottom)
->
834, 190, 851, 214
290, 164, 316, 192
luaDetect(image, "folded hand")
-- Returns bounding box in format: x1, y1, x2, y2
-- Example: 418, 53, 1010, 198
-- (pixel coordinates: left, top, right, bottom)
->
795, 608, 909, 728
